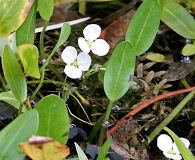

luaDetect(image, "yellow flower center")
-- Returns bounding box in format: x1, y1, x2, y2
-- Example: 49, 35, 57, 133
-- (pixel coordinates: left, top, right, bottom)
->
72, 60, 79, 68
86, 40, 93, 47
168, 149, 176, 155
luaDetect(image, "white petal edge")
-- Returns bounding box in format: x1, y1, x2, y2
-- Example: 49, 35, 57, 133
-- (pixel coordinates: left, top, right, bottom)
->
157, 134, 173, 152
78, 37, 90, 53
64, 65, 82, 79
77, 52, 91, 71
173, 138, 190, 154
83, 24, 101, 41
163, 151, 182, 160
91, 39, 110, 56
61, 46, 77, 64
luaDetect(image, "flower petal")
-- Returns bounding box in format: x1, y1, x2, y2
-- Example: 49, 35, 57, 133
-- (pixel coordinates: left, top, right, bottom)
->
157, 134, 173, 152
91, 39, 110, 56
163, 151, 182, 160
77, 52, 91, 71
78, 37, 90, 53
173, 138, 190, 154
83, 24, 101, 41
61, 46, 77, 64
64, 65, 82, 79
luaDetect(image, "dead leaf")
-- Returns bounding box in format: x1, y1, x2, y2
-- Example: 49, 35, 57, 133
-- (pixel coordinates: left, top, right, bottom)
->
19, 135, 70, 160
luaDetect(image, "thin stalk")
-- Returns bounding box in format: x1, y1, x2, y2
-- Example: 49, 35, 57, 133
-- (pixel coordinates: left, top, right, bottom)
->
39, 21, 64, 81
30, 68, 45, 99
181, 78, 190, 88
39, 21, 48, 59
145, 90, 195, 145
27, 80, 65, 85
18, 103, 23, 116
98, 100, 114, 146
74, 90, 90, 105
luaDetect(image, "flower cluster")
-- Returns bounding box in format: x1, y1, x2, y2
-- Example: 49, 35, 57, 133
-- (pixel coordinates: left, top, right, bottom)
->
61, 24, 110, 79
157, 134, 190, 160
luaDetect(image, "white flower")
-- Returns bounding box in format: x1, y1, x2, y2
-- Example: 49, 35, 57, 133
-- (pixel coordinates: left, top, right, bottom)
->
157, 134, 190, 160
61, 46, 91, 79
78, 24, 110, 56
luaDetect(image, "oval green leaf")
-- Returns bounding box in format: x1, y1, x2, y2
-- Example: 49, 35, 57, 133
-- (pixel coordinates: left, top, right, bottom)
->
56, 23, 71, 49
0, 0, 35, 37
104, 41, 135, 101
38, 0, 54, 21
164, 127, 195, 160
146, 53, 165, 62
182, 43, 195, 56
125, 0, 161, 56
2, 45, 27, 103
0, 110, 39, 160
34, 94, 69, 144
18, 44, 40, 78
161, 1, 195, 39
16, 0, 37, 45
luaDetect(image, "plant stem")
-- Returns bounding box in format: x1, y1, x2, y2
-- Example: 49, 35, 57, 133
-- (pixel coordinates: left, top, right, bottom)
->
27, 80, 65, 85
30, 67, 46, 99
39, 21, 48, 59
18, 103, 23, 116
39, 21, 64, 81
145, 90, 195, 145
98, 100, 114, 146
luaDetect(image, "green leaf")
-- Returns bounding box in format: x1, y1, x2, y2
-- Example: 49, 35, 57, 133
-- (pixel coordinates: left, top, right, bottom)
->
0, 91, 27, 112
97, 137, 112, 160
34, 94, 69, 144
146, 53, 165, 62
18, 44, 40, 78
161, 0, 195, 39
56, 23, 71, 49
0, 110, 39, 160
16, 0, 37, 45
74, 142, 88, 160
2, 45, 27, 103
182, 43, 195, 56
104, 41, 135, 101
164, 127, 195, 160
0, 0, 35, 37
38, 0, 54, 21
125, 0, 161, 55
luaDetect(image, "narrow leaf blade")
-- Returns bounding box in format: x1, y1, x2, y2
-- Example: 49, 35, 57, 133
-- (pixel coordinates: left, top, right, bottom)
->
97, 137, 112, 160
2, 45, 27, 103
56, 23, 71, 48
0, 91, 27, 112
104, 41, 135, 101
161, 0, 195, 39
16, 0, 37, 45
164, 127, 195, 160
125, 0, 161, 55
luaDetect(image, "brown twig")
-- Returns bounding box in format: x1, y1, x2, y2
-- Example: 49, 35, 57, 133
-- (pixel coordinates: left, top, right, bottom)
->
105, 86, 195, 137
